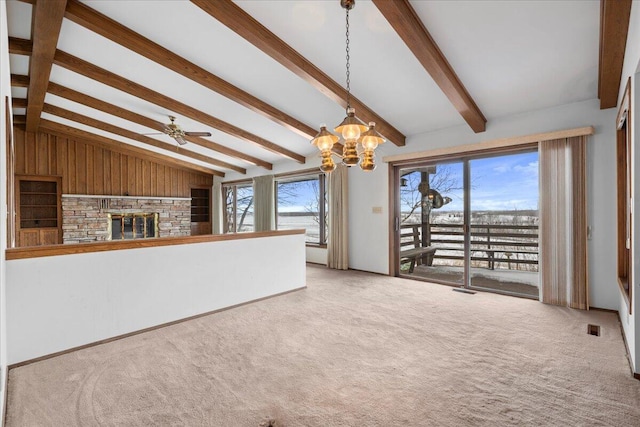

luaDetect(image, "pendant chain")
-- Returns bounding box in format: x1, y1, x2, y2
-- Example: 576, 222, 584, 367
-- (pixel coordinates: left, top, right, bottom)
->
345, 9, 351, 113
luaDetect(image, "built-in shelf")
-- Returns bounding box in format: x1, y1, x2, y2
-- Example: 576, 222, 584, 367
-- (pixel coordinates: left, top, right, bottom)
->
16, 175, 62, 247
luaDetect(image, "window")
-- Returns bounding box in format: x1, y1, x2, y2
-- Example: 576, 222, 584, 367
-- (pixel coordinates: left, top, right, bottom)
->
223, 183, 254, 233
276, 173, 327, 245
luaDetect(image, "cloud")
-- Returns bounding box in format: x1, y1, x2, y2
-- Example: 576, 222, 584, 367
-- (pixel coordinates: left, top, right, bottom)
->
493, 165, 510, 173
513, 161, 539, 176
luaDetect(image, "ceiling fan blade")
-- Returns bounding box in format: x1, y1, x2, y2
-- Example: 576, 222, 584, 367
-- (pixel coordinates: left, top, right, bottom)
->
174, 135, 188, 146
184, 131, 212, 137
141, 132, 165, 136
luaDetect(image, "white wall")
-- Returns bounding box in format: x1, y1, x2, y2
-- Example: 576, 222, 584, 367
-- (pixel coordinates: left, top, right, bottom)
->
0, 0, 12, 419
6, 233, 306, 364
614, 0, 640, 373
306, 245, 327, 265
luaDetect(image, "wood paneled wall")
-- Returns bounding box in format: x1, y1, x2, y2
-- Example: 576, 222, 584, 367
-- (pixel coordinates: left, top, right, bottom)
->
13, 127, 213, 197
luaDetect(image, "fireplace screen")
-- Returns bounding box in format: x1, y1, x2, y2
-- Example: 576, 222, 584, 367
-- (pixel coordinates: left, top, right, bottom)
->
109, 213, 158, 240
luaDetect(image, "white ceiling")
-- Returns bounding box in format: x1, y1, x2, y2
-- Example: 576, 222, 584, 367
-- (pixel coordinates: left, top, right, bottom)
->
5, 0, 600, 177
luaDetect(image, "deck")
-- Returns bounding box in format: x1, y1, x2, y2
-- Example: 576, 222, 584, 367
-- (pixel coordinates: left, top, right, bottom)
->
400, 222, 539, 298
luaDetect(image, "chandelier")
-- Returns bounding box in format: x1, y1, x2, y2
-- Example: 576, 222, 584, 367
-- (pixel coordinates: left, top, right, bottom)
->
311, 0, 385, 173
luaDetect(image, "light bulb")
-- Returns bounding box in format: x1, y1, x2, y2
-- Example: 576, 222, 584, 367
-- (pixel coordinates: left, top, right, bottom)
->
341, 124, 362, 141
316, 135, 335, 151
360, 135, 379, 151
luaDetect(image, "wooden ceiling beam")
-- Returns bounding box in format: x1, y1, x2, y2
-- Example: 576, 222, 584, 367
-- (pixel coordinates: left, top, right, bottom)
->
13, 115, 26, 125
192, 0, 406, 147
47, 82, 272, 170
8, 37, 32, 55
42, 103, 237, 174
12, 98, 27, 109
64, 0, 316, 140
25, 0, 67, 132
53, 49, 306, 163
598, 0, 632, 109
38, 119, 222, 177
9, 36, 305, 163
11, 74, 30, 88
372, 0, 486, 133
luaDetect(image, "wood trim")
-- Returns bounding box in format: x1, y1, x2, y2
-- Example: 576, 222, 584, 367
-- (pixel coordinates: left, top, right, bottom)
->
46, 82, 272, 170
7, 285, 307, 369
274, 167, 323, 179
5, 228, 305, 260
616, 77, 632, 314
25, 0, 67, 131
598, 0, 632, 109
64, 0, 316, 140
38, 119, 222, 177
372, 0, 486, 133
5, 97, 16, 248
221, 178, 253, 187
383, 126, 595, 163
388, 163, 399, 276
192, 0, 406, 147
42, 103, 239, 173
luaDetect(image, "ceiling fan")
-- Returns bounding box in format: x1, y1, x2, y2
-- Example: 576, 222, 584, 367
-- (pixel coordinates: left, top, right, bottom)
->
147, 116, 212, 146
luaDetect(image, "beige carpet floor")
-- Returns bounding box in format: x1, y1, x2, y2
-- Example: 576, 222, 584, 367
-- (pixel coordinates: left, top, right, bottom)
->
6, 265, 640, 426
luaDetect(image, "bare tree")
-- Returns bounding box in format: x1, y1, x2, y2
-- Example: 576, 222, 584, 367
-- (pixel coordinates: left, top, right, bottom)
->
224, 185, 254, 232
400, 166, 463, 222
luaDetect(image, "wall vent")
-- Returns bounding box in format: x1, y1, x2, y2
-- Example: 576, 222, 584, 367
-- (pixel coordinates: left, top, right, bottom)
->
99, 198, 110, 210
587, 324, 601, 336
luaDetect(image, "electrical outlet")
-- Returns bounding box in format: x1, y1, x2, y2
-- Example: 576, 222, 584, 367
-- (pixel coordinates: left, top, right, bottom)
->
372, 206, 383, 214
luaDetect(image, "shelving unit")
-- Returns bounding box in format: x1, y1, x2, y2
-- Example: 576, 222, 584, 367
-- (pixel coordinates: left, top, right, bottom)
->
191, 187, 211, 235
16, 175, 62, 247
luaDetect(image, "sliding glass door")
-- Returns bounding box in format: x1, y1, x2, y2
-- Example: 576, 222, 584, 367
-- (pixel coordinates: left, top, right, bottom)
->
397, 161, 465, 286
395, 149, 539, 298
468, 152, 539, 297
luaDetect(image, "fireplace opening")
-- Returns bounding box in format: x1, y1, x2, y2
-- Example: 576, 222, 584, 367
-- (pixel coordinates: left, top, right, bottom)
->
109, 213, 158, 240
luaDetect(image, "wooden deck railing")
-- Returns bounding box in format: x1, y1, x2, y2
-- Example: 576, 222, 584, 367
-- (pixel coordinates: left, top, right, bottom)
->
401, 223, 538, 271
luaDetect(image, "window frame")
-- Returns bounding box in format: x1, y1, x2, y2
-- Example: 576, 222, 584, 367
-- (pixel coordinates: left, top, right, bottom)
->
616, 77, 633, 314
222, 181, 254, 234
275, 172, 327, 246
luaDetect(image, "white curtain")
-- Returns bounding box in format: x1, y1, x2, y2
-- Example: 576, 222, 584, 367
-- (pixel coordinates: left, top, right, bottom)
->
253, 175, 275, 232
539, 136, 588, 309
327, 164, 349, 270
212, 176, 223, 234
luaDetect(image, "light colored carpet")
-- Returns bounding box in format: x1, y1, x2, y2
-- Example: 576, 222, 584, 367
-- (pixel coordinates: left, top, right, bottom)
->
6, 265, 640, 426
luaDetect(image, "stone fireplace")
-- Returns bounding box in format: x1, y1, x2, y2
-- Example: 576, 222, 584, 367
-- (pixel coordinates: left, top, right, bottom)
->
62, 195, 191, 244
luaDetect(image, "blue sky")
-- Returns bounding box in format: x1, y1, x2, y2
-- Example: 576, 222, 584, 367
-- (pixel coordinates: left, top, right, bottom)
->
276, 151, 539, 213
429, 151, 539, 212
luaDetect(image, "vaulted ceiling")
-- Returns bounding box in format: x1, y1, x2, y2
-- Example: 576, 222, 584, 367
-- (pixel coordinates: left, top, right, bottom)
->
4, 0, 629, 178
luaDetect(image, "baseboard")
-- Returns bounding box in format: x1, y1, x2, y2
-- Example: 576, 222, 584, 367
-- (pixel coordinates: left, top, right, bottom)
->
8, 286, 307, 370
2, 364, 7, 427
611, 309, 637, 379
588, 306, 618, 313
